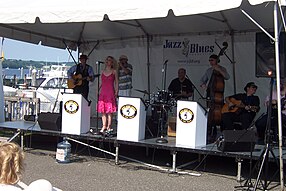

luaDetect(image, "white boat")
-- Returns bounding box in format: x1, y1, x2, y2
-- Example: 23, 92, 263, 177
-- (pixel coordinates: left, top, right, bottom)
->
3, 65, 73, 120
41, 64, 70, 78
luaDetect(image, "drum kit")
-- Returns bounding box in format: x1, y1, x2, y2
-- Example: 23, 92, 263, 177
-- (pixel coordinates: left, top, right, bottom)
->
134, 59, 176, 143
135, 89, 175, 107
135, 89, 176, 143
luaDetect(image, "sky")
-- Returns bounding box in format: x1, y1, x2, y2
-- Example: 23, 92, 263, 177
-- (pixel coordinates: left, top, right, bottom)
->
1, 38, 78, 62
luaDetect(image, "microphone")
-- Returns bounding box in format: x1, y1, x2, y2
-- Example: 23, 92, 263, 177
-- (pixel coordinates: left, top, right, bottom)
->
218, 42, 228, 56
162, 60, 168, 72
96, 61, 104, 64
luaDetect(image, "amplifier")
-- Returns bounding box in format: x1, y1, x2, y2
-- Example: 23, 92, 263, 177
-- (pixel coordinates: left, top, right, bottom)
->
217, 130, 256, 152
24, 115, 36, 122
38, 112, 62, 131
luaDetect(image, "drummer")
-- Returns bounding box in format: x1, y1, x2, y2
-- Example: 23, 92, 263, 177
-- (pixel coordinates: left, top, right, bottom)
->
168, 68, 194, 100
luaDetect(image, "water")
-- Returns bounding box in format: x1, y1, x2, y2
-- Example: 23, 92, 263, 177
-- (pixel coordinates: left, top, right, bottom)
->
2, 68, 30, 79
56, 138, 71, 163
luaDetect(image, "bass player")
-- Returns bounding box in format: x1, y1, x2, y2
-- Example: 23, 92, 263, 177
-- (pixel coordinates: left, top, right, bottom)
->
67, 54, 95, 100
221, 82, 260, 131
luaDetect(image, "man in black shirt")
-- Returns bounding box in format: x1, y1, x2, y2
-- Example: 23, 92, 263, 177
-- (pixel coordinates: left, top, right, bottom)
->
67, 54, 95, 100
221, 82, 260, 130
168, 68, 194, 100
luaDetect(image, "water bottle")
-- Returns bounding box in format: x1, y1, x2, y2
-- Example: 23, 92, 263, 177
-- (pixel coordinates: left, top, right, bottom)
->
56, 137, 71, 163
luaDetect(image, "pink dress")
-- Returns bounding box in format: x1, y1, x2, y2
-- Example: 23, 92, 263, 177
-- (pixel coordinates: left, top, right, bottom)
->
97, 72, 117, 113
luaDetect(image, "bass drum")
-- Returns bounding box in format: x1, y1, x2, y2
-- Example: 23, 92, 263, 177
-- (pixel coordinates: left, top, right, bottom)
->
155, 90, 173, 104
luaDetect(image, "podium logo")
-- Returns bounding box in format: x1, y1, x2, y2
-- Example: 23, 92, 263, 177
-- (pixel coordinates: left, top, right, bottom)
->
120, 104, 137, 119
179, 108, 194, 123
64, 100, 79, 114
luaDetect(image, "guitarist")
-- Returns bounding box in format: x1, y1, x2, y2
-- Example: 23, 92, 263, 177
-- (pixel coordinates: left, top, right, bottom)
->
67, 54, 95, 100
221, 82, 260, 131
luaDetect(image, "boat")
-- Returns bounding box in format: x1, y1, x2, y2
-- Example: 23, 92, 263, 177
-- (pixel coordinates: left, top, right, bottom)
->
3, 64, 73, 120
41, 64, 70, 78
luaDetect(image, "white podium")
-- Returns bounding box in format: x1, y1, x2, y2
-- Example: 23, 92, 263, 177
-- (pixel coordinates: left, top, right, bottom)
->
117, 97, 146, 142
61, 93, 90, 135
176, 100, 207, 148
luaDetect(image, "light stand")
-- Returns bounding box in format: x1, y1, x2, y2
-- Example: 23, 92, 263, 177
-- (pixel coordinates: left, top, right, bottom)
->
234, 78, 276, 191
234, 134, 255, 191
253, 77, 278, 190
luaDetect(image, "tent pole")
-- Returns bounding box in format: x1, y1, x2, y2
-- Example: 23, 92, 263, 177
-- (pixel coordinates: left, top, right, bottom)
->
230, 33, 237, 94
63, 40, 77, 65
0, 37, 4, 122
273, 2, 284, 190
241, 3, 284, 189
147, 35, 151, 96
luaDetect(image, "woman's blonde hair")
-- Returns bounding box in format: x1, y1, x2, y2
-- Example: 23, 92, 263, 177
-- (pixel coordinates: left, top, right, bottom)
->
105, 56, 118, 71
0, 142, 24, 185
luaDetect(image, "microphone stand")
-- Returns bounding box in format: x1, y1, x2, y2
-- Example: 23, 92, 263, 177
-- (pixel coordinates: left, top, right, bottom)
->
185, 75, 205, 101
215, 41, 237, 93
92, 61, 102, 135
161, 60, 168, 91
157, 60, 169, 144
215, 41, 234, 64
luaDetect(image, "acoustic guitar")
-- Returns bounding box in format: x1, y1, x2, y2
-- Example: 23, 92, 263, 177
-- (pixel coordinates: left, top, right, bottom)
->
221, 98, 258, 114
68, 74, 100, 89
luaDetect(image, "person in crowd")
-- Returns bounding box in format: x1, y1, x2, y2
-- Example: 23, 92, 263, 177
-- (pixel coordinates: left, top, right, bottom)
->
255, 80, 286, 143
200, 54, 230, 143
118, 55, 133, 97
0, 142, 58, 191
168, 68, 194, 100
221, 82, 260, 131
67, 54, 95, 100
97, 56, 118, 133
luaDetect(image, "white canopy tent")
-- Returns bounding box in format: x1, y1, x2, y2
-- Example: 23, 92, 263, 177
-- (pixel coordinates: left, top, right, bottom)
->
0, 0, 279, 49
0, 0, 285, 189
0, 0, 282, 102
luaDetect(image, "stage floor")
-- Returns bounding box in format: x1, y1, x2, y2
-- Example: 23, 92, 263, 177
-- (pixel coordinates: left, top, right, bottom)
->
0, 120, 285, 164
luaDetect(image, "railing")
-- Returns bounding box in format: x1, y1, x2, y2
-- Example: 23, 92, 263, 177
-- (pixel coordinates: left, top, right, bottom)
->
4, 96, 40, 121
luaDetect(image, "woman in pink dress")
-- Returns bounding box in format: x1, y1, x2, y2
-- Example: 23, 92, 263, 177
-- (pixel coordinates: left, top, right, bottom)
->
97, 56, 118, 132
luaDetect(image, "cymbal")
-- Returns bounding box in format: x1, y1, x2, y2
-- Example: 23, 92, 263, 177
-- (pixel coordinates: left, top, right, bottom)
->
134, 89, 150, 95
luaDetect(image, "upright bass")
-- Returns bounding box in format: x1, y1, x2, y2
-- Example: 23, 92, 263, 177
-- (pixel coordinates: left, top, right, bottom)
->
206, 42, 229, 132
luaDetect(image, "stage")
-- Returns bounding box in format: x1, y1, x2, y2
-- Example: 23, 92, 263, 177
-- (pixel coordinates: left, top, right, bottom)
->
0, 120, 285, 182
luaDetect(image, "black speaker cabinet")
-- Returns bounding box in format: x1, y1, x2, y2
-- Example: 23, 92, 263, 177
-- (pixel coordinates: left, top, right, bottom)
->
217, 130, 256, 152
38, 112, 62, 131
256, 32, 286, 78
24, 115, 36, 122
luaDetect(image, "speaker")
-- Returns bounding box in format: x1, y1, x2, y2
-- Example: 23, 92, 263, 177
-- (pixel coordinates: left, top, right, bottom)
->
256, 32, 286, 78
217, 130, 256, 152
38, 112, 62, 131
24, 115, 36, 122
